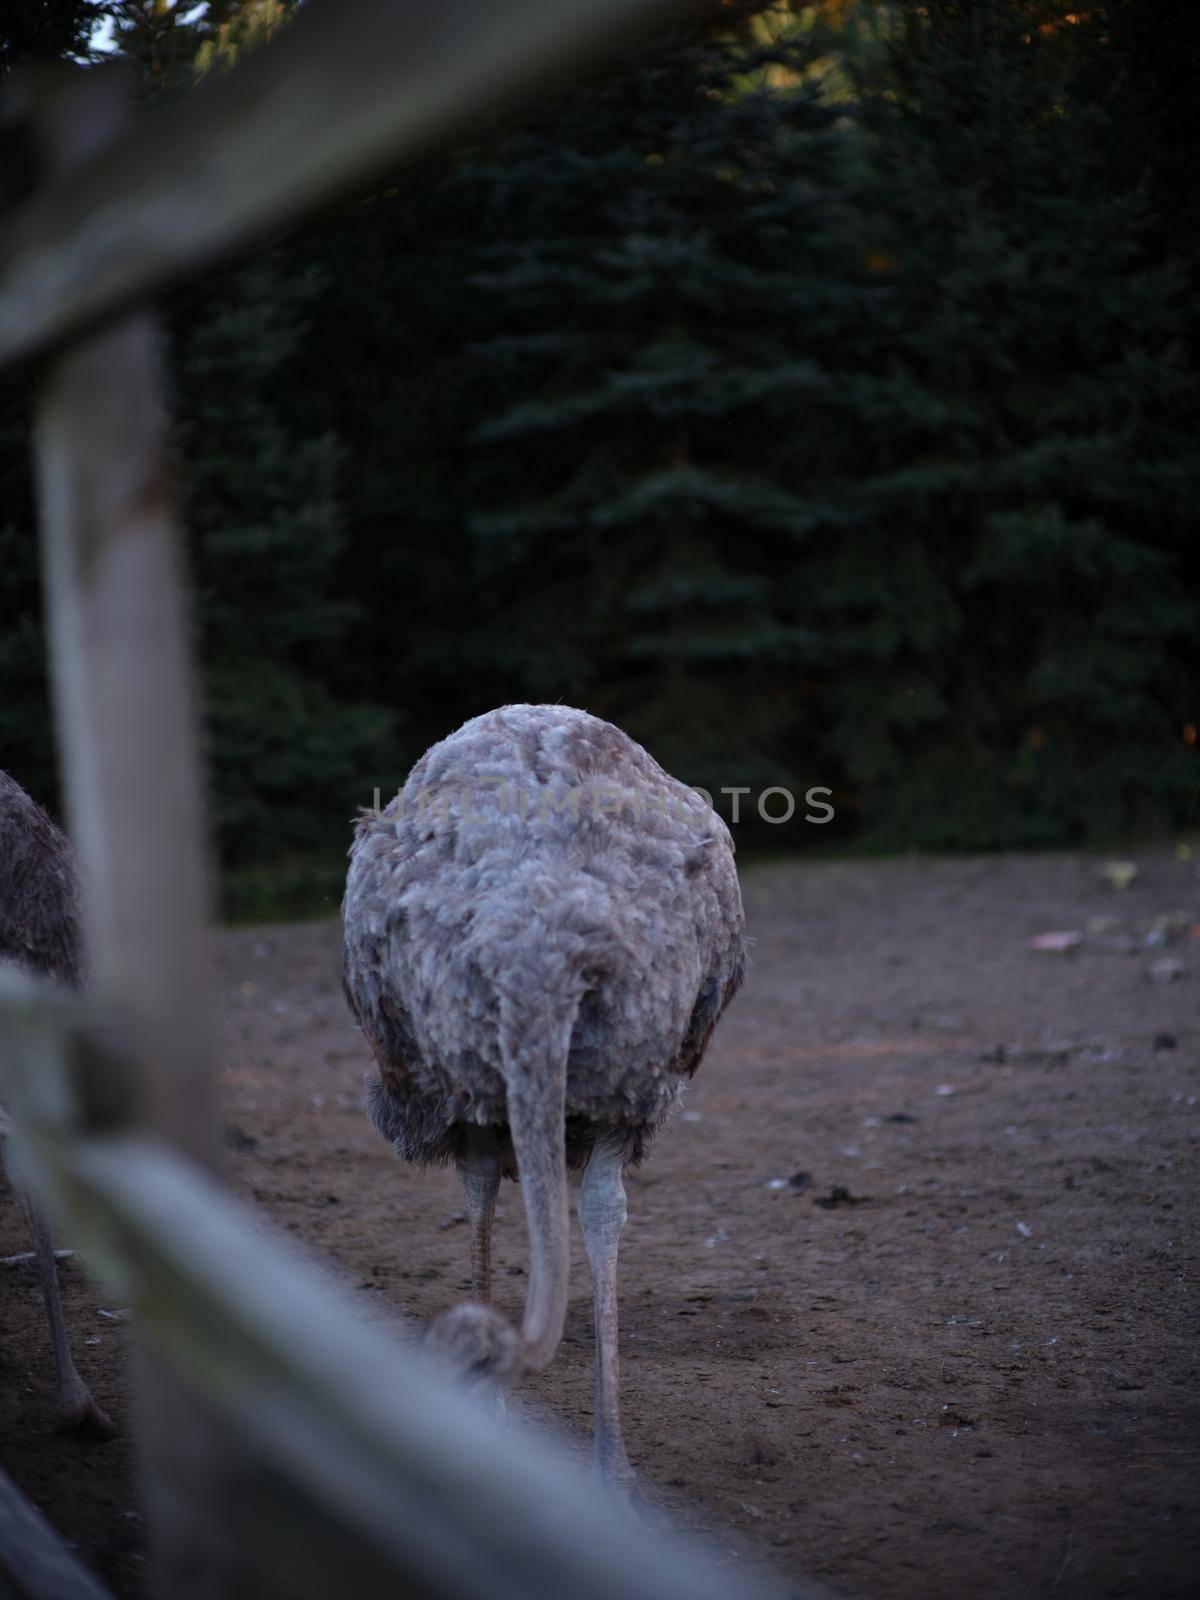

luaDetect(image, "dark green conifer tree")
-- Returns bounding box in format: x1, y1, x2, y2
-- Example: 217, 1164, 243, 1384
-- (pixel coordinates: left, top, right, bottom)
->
0, 0, 101, 806
0, 0, 393, 911
0, 392, 55, 800
278, 162, 482, 773
818, 0, 1199, 846
0, 1, 98, 72
450, 7, 861, 800
171, 259, 395, 913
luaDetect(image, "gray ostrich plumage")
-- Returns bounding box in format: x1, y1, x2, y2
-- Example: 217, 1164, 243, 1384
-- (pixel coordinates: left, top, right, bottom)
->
0, 770, 82, 989
342, 704, 744, 1489
0, 770, 114, 1435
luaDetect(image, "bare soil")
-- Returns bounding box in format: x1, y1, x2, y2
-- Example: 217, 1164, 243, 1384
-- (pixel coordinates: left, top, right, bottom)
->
2, 849, 1198, 1599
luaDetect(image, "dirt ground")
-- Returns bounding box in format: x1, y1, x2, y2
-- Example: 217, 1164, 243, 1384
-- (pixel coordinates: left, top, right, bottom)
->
2, 848, 1197, 1599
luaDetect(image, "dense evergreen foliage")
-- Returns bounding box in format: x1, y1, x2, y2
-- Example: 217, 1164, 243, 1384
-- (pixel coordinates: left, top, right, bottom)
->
172, 260, 395, 913
0, 0, 1196, 905
1, 0, 392, 915
806, 0, 1200, 845
0, 0, 101, 807
0, 387, 54, 803
443, 20, 858, 800
0, 1, 99, 71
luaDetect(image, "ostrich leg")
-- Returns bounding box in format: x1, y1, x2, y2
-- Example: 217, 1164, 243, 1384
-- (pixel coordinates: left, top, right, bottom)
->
18, 1193, 115, 1435
460, 1125, 502, 1301
578, 1141, 634, 1491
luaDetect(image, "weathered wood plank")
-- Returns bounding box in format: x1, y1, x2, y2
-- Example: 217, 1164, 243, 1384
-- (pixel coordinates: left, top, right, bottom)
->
0, 966, 135, 1135
26, 66, 234, 1600
16, 1124, 794, 1600
0, 0, 707, 371
0, 966, 86, 1133
30, 65, 215, 1164
0, 1467, 113, 1600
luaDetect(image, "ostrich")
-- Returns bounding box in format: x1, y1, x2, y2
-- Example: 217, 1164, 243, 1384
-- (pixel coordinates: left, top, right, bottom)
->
0, 769, 115, 1435
342, 704, 744, 1489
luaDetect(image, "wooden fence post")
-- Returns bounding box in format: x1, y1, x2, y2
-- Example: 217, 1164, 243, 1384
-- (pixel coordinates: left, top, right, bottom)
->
26, 63, 236, 1600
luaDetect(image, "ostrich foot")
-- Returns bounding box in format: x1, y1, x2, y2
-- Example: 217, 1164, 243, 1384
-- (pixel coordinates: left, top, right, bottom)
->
57, 1379, 118, 1439
425, 1301, 521, 1387
591, 1461, 663, 1527
591, 1440, 637, 1502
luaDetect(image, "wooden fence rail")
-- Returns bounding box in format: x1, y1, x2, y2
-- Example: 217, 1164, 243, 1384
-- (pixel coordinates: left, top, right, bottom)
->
0, 0, 707, 370
0, 1464, 113, 1600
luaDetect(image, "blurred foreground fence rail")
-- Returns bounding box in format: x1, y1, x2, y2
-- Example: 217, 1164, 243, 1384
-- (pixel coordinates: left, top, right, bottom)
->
0, 3, 794, 1597
0, 0, 706, 370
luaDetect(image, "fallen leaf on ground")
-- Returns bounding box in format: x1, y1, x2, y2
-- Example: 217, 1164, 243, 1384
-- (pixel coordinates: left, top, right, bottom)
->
1099, 861, 1138, 891
1029, 931, 1083, 952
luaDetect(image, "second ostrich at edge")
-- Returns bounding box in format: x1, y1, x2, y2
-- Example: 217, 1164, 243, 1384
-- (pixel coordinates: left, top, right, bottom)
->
0, 770, 113, 1435
342, 704, 745, 1489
